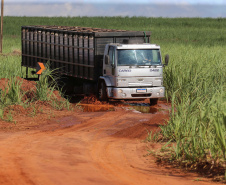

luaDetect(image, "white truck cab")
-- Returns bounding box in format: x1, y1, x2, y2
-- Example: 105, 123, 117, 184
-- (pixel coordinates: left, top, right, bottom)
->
98, 41, 168, 105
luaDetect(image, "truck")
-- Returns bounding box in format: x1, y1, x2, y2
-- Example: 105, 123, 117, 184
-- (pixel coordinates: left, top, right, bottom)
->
21, 25, 169, 105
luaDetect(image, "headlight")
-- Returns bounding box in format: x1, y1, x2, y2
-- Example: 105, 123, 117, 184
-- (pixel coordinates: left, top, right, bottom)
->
118, 89, 123, 93
160, 88, 164, 93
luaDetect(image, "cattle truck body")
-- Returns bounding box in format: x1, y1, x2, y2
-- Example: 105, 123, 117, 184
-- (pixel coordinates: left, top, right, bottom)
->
21, 26, 166, 102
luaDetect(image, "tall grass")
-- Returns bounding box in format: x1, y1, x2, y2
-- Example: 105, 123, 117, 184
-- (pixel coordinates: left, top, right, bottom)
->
0, 77, 23, 107
0, 55, 21, 78
35, 63, 56, 101
158, 44, 226, 178
0, 63, 71, 121
35, 64, 71, 110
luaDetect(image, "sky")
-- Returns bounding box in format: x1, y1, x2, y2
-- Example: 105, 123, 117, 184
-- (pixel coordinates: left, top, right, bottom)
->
5, 0, 226, 4
4, 0, 226, 17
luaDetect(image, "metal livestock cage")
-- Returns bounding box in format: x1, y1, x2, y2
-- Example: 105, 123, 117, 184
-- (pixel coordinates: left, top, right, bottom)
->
21, 26, 151, 81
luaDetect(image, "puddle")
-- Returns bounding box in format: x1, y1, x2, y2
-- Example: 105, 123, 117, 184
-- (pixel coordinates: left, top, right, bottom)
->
78, 104, 115, 112
78, 103, 158, 114
126, 103, 158, 114
131, 106, 158, 114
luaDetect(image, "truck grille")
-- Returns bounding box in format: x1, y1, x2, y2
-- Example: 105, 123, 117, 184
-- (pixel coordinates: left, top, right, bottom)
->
131, 93, 152, 97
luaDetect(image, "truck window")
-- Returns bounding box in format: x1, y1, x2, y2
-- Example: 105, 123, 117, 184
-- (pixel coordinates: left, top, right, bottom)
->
108, 47, 115, 65
117, 49, 161, 66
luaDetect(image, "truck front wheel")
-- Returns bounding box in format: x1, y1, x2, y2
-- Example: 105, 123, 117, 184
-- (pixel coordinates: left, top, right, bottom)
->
98, 81, 108, 101
149, 98, 158, 106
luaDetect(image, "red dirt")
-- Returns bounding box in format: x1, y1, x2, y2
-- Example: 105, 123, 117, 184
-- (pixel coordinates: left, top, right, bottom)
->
0, 78, 223, 185
0, 78, 9, 91
80, 95, 105, 105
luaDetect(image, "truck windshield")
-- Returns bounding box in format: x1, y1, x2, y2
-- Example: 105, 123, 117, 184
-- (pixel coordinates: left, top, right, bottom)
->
117, 49, 161, 66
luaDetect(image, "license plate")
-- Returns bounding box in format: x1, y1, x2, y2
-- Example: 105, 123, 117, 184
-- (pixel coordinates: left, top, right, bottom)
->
136, 89, 147, 93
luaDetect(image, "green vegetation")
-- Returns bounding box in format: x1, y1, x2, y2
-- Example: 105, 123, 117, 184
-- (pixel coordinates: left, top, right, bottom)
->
1, 16, 225, 178
160, 44, 225, 180
0, 58, 70, 122
2, 16, 226, 52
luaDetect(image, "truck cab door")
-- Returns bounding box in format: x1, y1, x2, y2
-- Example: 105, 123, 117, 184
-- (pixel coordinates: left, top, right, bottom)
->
105, 46, 115, 77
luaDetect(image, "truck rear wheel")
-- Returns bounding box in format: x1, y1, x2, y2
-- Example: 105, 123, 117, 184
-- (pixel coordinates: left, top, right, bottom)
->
149, 98, 158, 106
98, 81, 108, 101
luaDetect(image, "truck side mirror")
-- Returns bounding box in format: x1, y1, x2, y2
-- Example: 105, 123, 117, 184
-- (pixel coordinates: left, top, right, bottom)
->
105, 55, 110, 65
164, 54, 169, 66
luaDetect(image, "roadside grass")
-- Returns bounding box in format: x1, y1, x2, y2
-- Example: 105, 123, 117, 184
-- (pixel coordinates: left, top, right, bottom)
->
1, 16, 225, 180
150, 44, 226, 181
0, 77, 24, 122
35, 63, 56, 101
0, 65, 72, 122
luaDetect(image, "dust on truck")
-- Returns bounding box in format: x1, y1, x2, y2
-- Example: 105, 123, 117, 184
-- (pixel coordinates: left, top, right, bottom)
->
21, 26, 169, 104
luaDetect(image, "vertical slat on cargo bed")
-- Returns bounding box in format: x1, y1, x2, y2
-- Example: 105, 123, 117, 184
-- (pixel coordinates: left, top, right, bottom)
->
55, 32, 59, 69
22, 29, 26, 67
73, 35, 78, 77
84, 36, 89, 79
64, 33, 69, 74
30, 31, 34, 67
34, 30, 38, 67
68, 34, 73, 75
59, 33, 64, 73
42, 31, 46, 64
50, 32, 55, 69
79, 35, 83, 78
26, 30, 30, 67
38, 31, 42, 64
89, 36, 94, 80
46, 31, 51, 62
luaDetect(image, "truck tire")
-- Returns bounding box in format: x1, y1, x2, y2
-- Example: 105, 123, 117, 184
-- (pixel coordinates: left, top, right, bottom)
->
150, 98, 158, 106
98, 81, 108, 101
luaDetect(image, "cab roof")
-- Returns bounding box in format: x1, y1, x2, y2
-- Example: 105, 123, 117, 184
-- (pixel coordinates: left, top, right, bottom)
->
109, 43, 160, 50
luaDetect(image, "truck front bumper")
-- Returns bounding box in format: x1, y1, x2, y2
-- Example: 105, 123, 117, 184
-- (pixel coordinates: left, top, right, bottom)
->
107, 87, 165, 99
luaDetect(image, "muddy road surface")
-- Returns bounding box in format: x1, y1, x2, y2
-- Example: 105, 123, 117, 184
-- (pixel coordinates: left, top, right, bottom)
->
0, 101, 216, 185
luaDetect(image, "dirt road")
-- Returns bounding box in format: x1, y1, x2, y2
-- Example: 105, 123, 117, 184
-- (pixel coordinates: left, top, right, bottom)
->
0, 103, 216, 185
